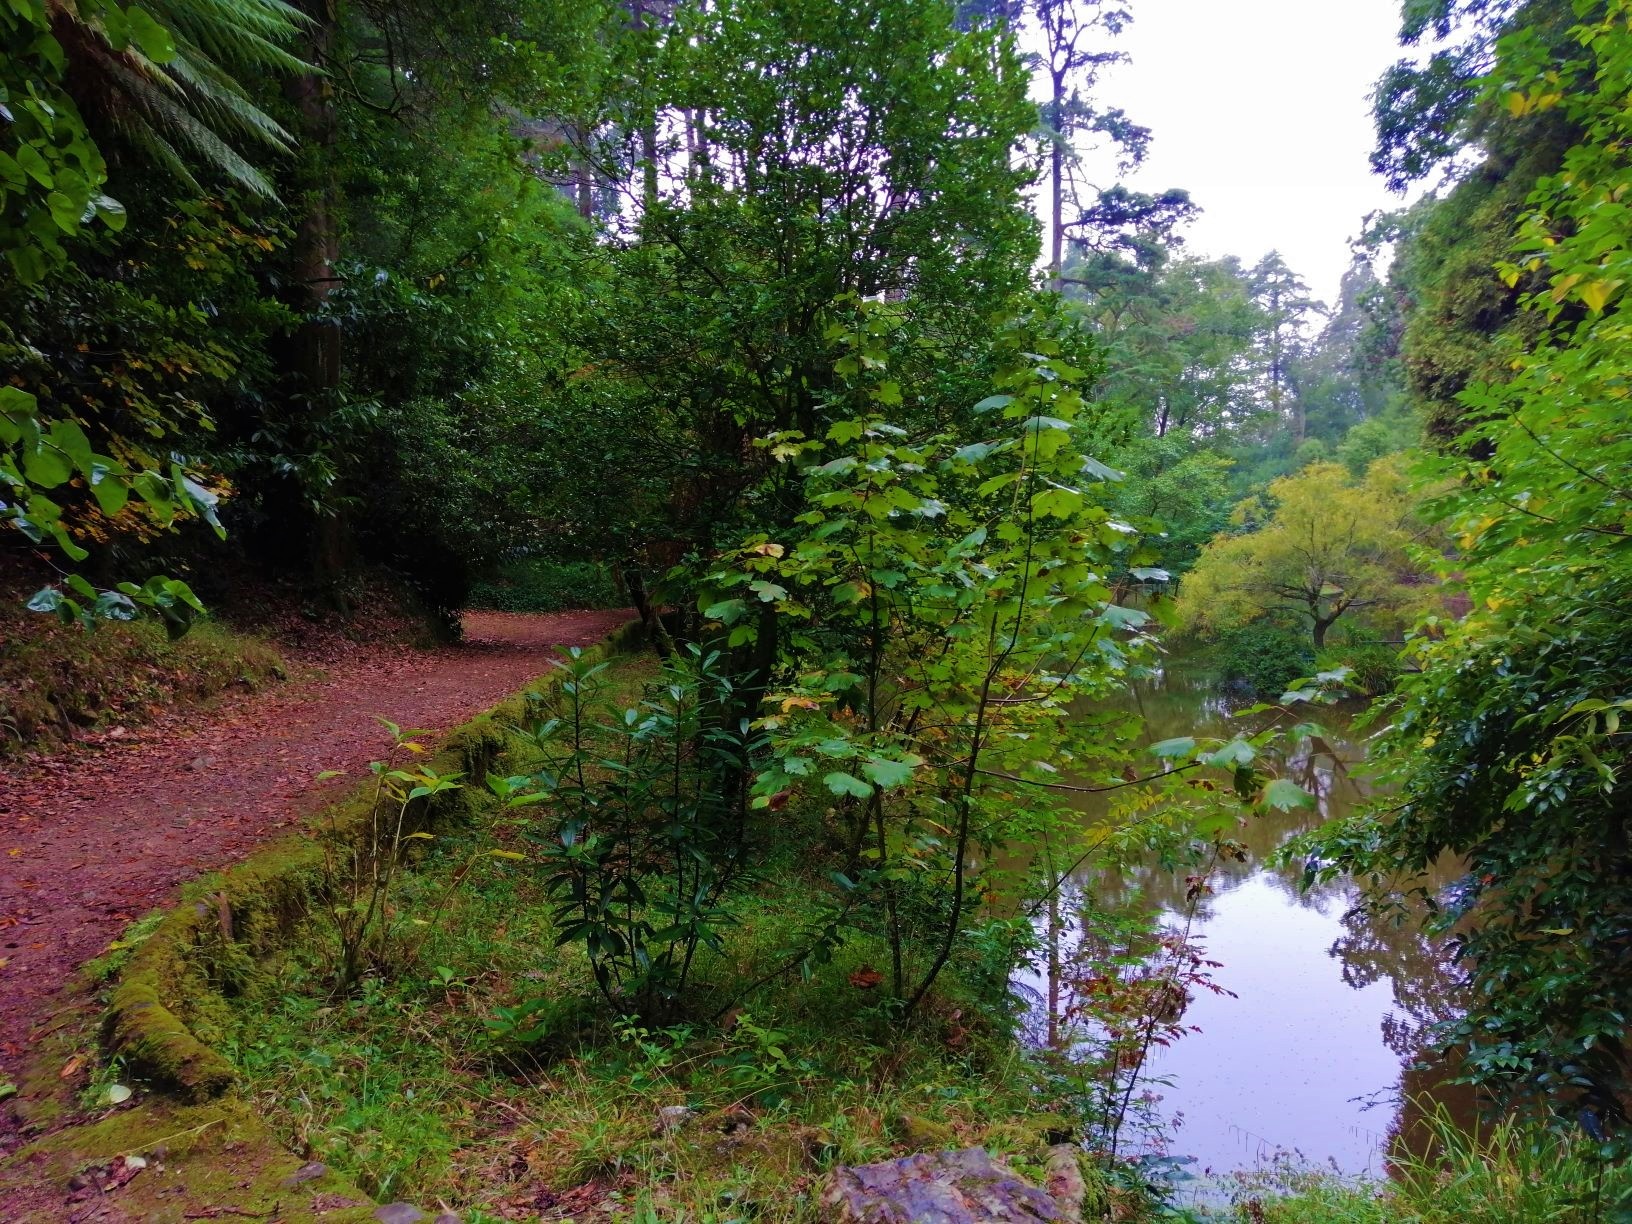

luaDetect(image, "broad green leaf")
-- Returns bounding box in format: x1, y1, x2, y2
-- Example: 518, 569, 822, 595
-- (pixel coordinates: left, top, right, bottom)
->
0, 386, 36, 418
126, 6, 177, 61
952, 441, 995, 464
1151, 737, 1196, 759
823, 771, 872, 798
88, 464, 130, 516
94, 194, 127, 233
1204, 739, 1256, 768
1098, 604, 1149, 630
831, 581, 867, 605
48, 419, 94, 472
749, 579, 788, 602
1031, 486, 1081, 518
1022, 415, 1073, 434
46, 190, 81, 234
49, 521, 89, 561
22, 446, 70, 488
860, 755, 919, 788
703, 598, 747, 624
1262, 778, 1316, 812
15, 143, 52, 187
1079, 455, 1124, 482
872, 380, 902, 406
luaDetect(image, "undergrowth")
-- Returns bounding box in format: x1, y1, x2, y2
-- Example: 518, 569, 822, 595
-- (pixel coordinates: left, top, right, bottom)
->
216, 654, 1135, 1220
467, 557, 620, 614
1210, 624, 1312, 699
224, 866, 1072, 1217
0, 606, 287, 753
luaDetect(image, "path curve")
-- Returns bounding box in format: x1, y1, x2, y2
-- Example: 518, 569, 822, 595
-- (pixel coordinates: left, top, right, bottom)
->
0, 608, 633, 1104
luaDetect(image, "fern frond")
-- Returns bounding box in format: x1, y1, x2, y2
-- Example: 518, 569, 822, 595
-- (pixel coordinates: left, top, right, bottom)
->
57, 0, 313, 199
100, 82, 205, 197
150, 0, 313, 76
101, 49, 278, 197
164, 46, 296, 149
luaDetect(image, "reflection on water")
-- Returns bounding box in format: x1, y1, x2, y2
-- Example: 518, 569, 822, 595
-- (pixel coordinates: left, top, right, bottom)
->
1018, 654, 1469, 1185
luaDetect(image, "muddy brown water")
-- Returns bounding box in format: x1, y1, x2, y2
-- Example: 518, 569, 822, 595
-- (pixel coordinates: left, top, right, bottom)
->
1012, 654, 1471, 1193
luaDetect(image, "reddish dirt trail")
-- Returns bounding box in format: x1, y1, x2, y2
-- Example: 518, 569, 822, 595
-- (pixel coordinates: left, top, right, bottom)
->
0, 608, 633, 1100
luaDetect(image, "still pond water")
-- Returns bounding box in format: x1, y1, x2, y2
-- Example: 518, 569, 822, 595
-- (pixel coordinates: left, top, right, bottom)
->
1016, 655, 1469, 1192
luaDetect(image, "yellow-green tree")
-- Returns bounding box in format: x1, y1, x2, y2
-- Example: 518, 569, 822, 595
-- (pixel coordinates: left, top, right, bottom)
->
1176, 459, 1431, 648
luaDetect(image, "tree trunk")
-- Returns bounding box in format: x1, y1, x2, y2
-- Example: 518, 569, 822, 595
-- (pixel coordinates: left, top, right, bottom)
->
1046, 873, 1063, 1049
629, 0, 665, 209
1269, 283, 1283, 420
286, 0, 340, 370
285, 0, 346, 597
574, 121, 597, 220
619, 562, 673, 658
1048, 69, 1066, 293
1312, 613, 1334, 649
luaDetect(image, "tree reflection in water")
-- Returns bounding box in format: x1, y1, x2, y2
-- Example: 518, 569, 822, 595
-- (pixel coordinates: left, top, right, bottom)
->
1015, 652, 1475, 1179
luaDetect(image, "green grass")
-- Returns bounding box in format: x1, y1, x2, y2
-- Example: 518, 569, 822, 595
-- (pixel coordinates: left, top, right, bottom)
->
1227, 1112, 1632, 1223
221, 820, 1081, 1216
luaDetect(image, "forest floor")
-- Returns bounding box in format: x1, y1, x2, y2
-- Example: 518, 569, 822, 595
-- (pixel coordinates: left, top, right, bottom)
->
0, 607, 632, 1157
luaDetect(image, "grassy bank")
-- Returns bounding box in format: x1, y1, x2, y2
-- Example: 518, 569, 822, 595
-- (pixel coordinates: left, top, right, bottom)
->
211, 653, 1133, 1220
1226, 1115, 1631, 1223
0, 606, 288, 754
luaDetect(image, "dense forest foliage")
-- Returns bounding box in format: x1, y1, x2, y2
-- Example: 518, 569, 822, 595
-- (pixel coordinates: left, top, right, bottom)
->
4, 0, 1632, 1218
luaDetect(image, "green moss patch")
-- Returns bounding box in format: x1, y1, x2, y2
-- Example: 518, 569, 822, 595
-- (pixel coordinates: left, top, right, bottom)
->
8, 1098, 375, 1224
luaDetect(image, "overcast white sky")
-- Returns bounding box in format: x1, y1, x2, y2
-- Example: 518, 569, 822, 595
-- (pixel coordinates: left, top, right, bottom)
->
1078, 0, 1410, 305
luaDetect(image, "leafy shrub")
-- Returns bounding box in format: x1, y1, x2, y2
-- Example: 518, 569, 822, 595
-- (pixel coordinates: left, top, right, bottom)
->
1212, 624, 1314, 698
466, 557, 620, 613
1315, 639, 1403, 697
496, 645, 765, 1020
1334, 414, 1412, 476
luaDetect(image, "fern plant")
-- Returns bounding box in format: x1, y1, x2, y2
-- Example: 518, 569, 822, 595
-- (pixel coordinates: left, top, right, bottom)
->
47, 0, 310, 198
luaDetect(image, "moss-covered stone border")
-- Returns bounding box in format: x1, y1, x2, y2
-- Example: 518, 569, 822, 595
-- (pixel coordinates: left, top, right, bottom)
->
0, 617, 647, 1221
102, 616, 645, 1101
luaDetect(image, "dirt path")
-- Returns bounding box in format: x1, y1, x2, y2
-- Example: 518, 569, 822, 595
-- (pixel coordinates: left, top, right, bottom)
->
0, 608, 632, 1105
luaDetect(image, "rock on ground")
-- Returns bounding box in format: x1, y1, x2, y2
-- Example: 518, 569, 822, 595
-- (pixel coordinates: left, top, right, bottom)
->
822, 1147, 1078, 1223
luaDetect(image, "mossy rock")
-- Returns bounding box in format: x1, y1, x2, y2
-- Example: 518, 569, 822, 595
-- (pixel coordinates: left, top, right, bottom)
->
823, 1148, 1070, 1223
